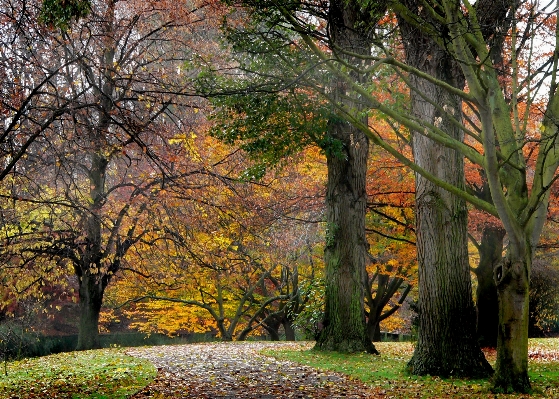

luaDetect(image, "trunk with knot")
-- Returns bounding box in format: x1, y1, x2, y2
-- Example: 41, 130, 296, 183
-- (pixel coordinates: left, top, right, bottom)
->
475, 226, 505, 348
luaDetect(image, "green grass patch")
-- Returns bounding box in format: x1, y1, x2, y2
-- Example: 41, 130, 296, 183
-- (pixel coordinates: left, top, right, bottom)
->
264, 339, 559, 398
0, 348, 156, 399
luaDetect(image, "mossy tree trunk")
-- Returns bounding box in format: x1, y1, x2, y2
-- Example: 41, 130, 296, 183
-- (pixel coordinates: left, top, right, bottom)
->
315, 0, 385, 354
316, 129, 374, 352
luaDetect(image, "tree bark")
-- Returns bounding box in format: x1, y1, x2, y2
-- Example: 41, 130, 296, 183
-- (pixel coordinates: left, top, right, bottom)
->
493, 255, 531, 393
76, 273, 104, 350
398, 5, 492, 377
314, 0, 383, 354
316, 116, 376, 352
283, 320, 296, 341
474, 226, 505, 348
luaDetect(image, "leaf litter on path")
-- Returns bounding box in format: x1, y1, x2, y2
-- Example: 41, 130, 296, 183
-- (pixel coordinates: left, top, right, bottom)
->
127, 342, 374, 398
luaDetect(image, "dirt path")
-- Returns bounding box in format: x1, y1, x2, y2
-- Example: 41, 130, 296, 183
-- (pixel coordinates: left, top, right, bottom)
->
127, 342, 374, 398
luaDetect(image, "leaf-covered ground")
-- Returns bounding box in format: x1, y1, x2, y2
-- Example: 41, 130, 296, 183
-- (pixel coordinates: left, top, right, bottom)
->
128, 342, 371, 398
129, 339, 559, 398
2, 339, 558, 398
265, 340, 559, 398
0, 348, 156, 399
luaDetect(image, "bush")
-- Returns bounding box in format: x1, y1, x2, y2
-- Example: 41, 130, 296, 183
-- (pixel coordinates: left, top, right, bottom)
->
0, 322, 41, 362
291, 278, 325, 340
529, 259, 559, 337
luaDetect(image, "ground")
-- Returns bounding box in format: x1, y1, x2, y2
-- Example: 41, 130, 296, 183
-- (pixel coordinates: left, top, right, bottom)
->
128, 342, 371, 398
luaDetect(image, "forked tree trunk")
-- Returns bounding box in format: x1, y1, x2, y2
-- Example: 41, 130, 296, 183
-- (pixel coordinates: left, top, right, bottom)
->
365, 274, 409, 342
399, 5, 492, 377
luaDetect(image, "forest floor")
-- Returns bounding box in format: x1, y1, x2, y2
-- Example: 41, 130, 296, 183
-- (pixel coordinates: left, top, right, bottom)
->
2, 340, 558, 398
127, 340, 559, 399
127, 342, 370, 398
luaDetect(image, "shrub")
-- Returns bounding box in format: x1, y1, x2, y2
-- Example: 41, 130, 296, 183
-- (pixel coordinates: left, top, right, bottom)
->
529, 259, 559, 337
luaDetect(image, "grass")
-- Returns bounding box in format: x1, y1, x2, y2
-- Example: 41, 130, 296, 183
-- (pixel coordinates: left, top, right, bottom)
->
263, 338, 559, 398
0, 348, 156, 399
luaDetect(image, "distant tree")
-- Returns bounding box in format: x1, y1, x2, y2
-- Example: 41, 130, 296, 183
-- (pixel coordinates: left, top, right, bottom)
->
0, 0, 213, 349
365, 149, 416, 341
109, 145, 325, 341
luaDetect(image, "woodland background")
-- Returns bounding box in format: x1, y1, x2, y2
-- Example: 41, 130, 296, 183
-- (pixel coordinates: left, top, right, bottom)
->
0, 0, 559, 385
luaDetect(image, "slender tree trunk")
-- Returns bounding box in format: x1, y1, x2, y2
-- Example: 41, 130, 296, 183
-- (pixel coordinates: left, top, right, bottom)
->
493, 252, 531, 392
74, 151, 108, 350
367, 321, 382, 342
475, 226, 505, 347
315, 0, 381, 354
399, 7, 492, 377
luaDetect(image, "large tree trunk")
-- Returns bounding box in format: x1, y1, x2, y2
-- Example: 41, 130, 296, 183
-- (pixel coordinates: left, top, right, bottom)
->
399, 6, 492, 377
316, 128, 375, 352
493, 253, 531, 392
74, 149, 108, 351
475, 226, 505, 347
76, 273, 104, 350
314, 0, 382, 354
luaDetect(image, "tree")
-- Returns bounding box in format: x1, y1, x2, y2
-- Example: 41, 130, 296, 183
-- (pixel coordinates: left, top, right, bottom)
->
311, 0, 391, 354
0, 0, 214, 349
472, 224, 505, 347
374, 1, 555, 391
0, 0, 83, 181
108, 144, 325, 341
467, 168, 506, 348
199, 0, 399, 353
396, 0, 493, 378
244, 0, 558, 391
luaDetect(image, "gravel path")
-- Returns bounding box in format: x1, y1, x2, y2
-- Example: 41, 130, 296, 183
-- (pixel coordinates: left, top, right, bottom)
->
127, 342, 375, 398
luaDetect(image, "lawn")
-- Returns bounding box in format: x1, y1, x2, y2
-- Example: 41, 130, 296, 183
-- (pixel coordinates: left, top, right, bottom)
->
264, 338, 559, 398
0, 348, 156, 399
